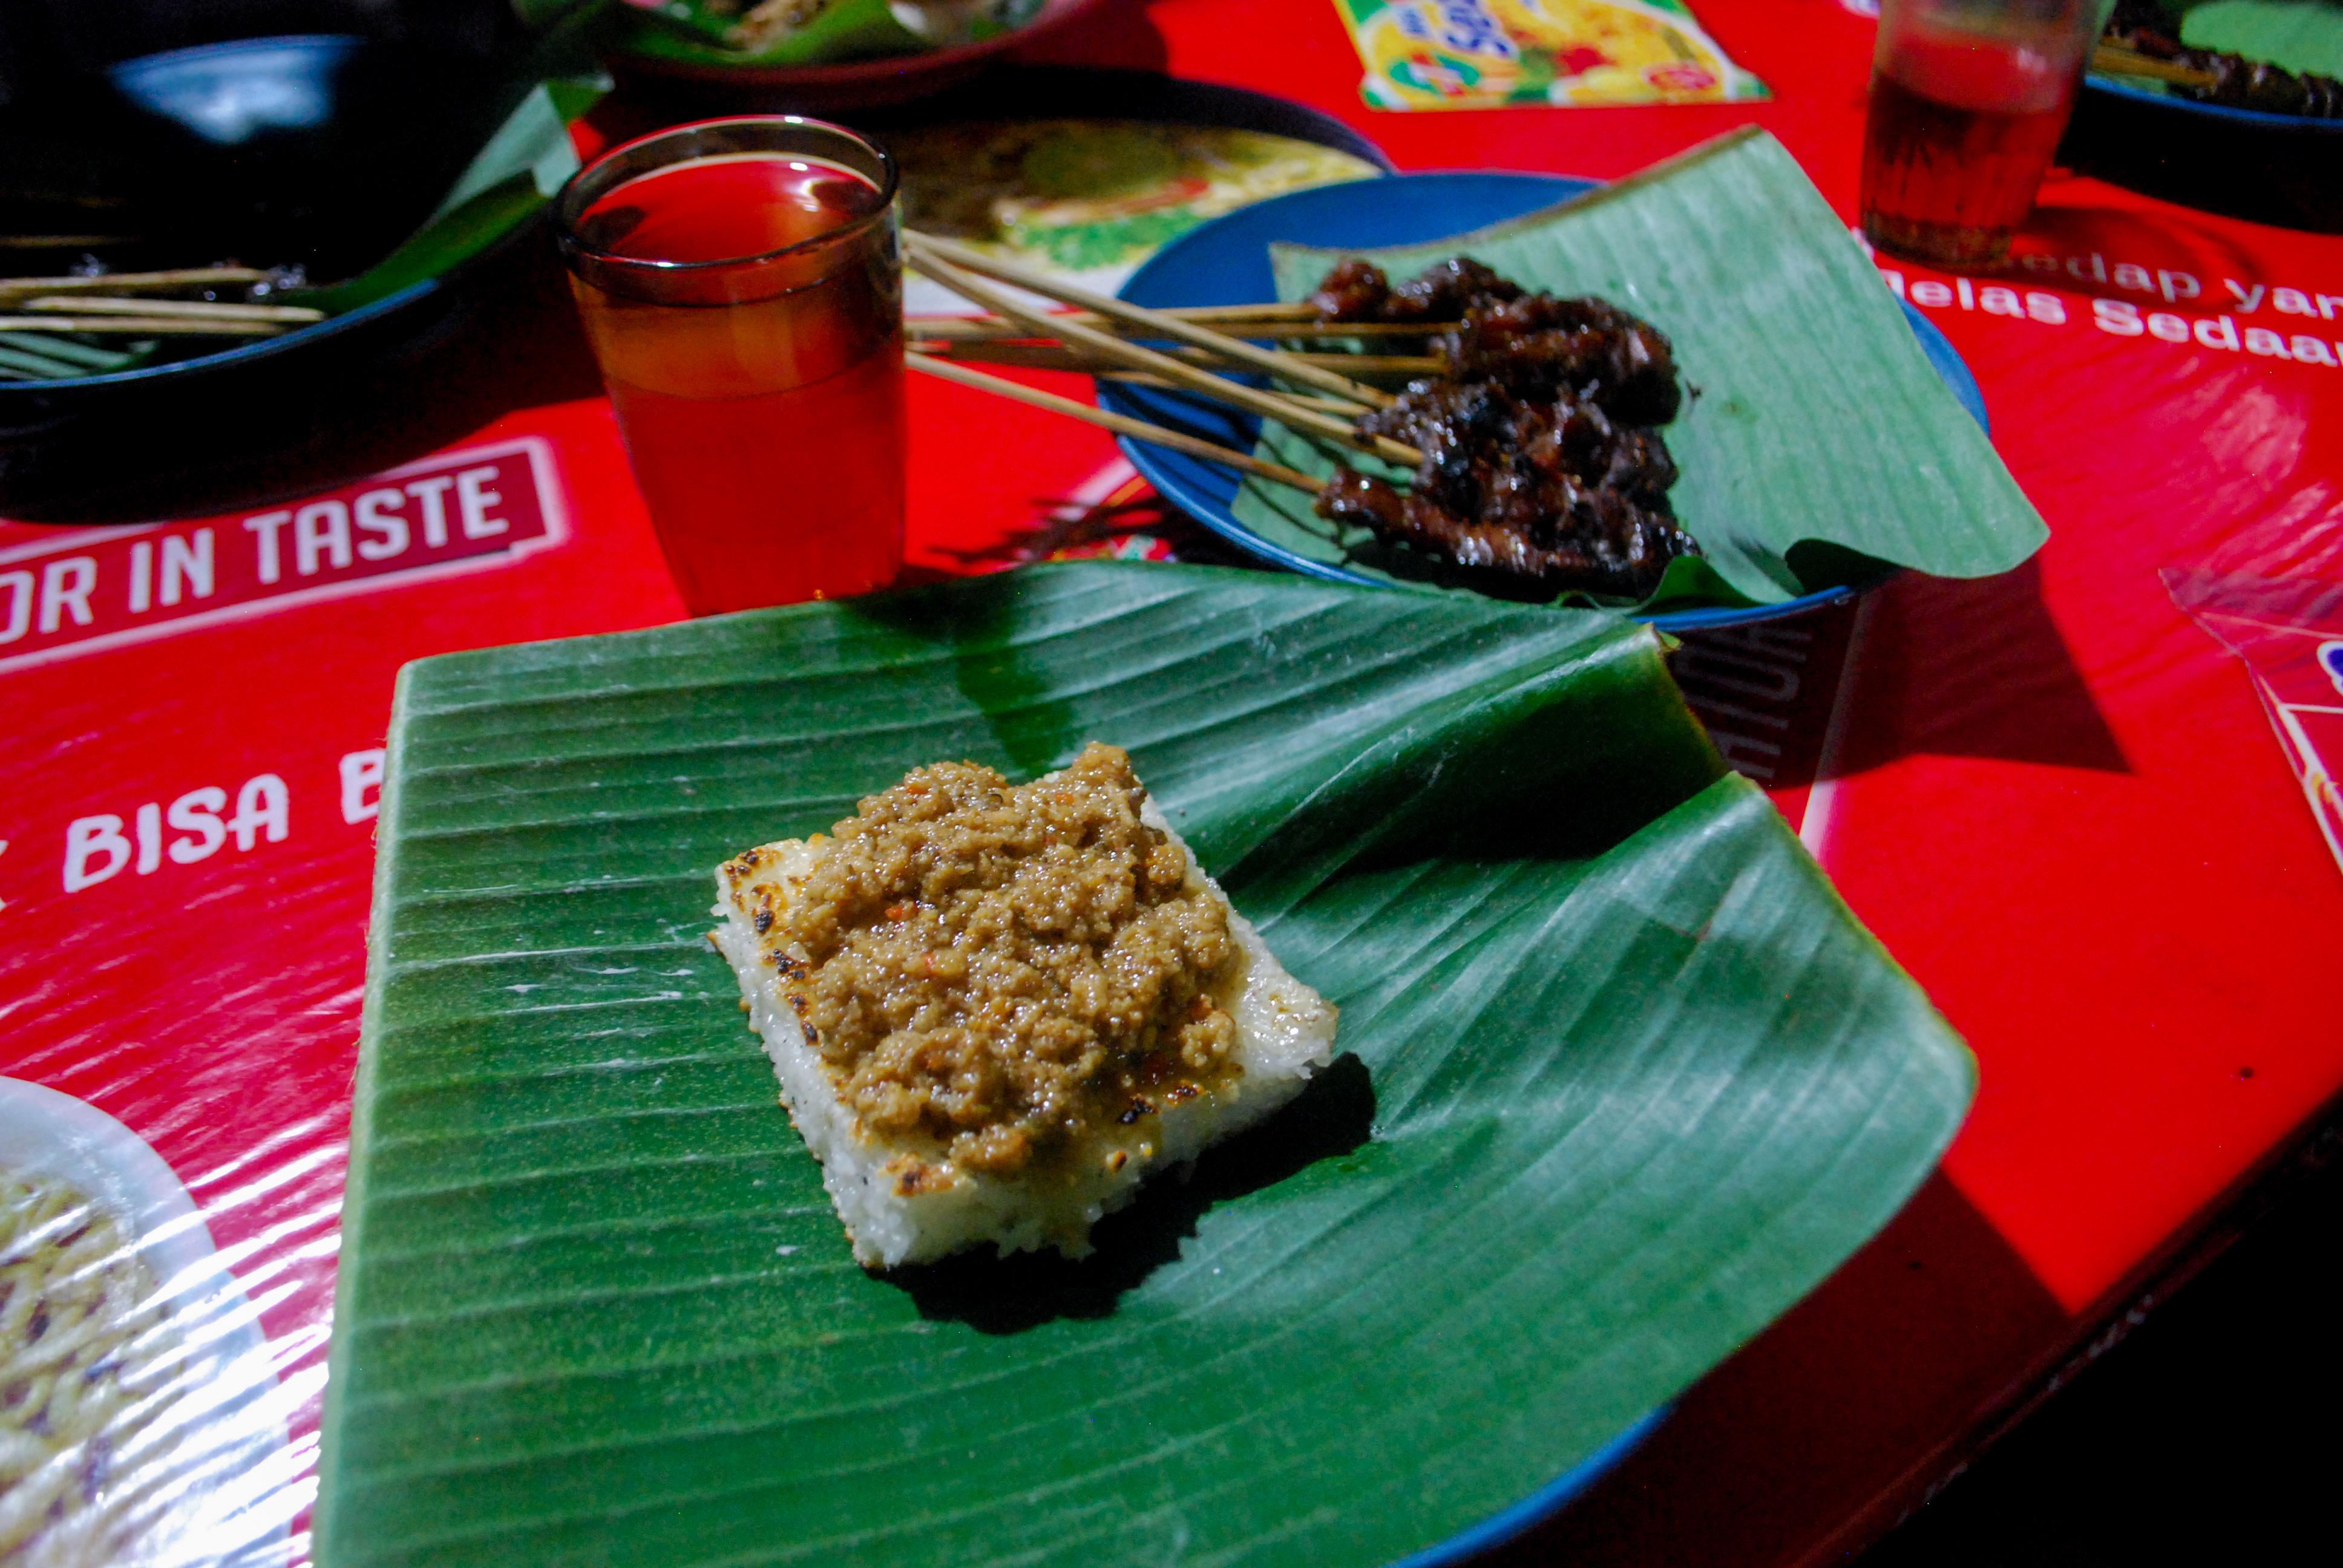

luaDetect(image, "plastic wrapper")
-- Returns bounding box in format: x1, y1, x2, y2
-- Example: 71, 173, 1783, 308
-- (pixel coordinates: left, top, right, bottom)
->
2166, 552, 2343, 874
1, 1085, 296, 1567
1328, 0, 1769, 109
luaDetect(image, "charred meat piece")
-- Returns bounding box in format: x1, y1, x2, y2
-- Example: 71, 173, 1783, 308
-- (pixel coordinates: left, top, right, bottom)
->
1300, 255, 1694, 598
1326, 378, 1696, 599
1385, 256, 1522, 321
1443, 295, 1682, 426
1308, 257, 1683, 423
1315, 469, 1691, 599
1308, 257, 1525, 324
1306, 258, 1393, 321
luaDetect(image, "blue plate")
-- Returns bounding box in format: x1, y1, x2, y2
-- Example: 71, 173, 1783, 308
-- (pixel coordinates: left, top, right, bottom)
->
1100, 172, 1990, 632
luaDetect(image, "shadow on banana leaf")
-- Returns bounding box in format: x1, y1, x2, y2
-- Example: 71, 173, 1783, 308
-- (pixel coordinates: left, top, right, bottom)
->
890, 1052, 1377, 1334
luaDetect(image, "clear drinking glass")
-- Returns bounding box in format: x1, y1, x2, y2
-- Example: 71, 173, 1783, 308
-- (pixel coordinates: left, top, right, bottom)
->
554, 116, 905, 614
1860, 0, 2109, 269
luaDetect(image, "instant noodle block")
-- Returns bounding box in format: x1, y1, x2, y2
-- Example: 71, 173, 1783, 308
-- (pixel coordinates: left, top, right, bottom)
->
322, 563, 1972, 1568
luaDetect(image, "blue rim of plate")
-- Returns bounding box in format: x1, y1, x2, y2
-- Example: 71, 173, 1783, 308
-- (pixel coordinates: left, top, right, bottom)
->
1102, 171, 1991, 632
2084, 70, 2343, 131
1390, 1406, 1668, 1568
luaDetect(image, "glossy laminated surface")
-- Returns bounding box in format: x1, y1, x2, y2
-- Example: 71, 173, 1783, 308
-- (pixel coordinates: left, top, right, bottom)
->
316, 563, 1974, 1568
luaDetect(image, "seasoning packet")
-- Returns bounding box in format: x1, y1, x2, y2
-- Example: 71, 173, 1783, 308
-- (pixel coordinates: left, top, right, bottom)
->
1330, 0, 1770, 110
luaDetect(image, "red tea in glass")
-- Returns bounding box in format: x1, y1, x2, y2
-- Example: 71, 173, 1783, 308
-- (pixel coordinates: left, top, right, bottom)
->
556, 118, 904, 614
1860, 0, 2099, 270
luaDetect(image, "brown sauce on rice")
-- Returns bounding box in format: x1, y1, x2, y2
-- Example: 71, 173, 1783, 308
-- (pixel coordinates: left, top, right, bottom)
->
736, 742, 1241, 1177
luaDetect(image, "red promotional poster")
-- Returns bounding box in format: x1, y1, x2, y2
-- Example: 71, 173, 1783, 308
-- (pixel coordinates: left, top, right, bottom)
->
0, 440, 566, 677
8, 4, 2343, 1567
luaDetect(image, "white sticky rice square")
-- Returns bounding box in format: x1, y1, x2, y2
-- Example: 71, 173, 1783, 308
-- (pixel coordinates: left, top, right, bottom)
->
710, 783, 1337, 1268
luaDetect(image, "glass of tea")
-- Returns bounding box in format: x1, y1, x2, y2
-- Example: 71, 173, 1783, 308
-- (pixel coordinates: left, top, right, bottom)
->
1860, 0, 2106, 270
555, 117, 905, 614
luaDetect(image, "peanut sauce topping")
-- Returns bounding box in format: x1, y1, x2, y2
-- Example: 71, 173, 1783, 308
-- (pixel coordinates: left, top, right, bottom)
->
754, 743, 1239, 1176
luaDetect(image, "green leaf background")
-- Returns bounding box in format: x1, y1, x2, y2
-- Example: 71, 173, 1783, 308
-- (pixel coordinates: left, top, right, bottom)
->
2178, 0, 2343, 76
318, 563, 1973, 1567
1228, 129, 2048, 610
295, 77, 598, 316
603, 0, 929, 69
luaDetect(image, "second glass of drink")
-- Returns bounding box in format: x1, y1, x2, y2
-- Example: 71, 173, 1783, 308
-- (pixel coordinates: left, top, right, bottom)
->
1860, 0, 2106, 270
555, 116, 905, 615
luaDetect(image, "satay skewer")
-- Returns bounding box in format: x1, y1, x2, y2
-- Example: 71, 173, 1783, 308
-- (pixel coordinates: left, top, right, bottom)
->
19, 295, 324, 323
907, 353, 1325, 495
0, 266, 270, 303
914, 348, 1367, 414
0, 315, 283, 336
2091, 42, 2220, 90
911, 314, 1447, 343
913, 335, 1446, 381
906, 229, 1397, 411
908, 247, 1424, 469
1162, 300, 1317, 323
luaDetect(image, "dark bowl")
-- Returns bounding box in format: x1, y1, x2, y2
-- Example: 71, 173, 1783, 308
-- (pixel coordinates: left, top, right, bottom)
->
848, 65, 1395, 169
0, 34, 541, 508
2066, 73, 2343, 232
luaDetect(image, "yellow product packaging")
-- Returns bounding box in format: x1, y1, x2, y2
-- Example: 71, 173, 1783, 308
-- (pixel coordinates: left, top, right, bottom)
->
1334, 0, 1770, 109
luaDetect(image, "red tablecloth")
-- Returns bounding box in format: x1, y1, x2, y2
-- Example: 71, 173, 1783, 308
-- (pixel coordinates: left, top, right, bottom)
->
5, 2, 2341, 1563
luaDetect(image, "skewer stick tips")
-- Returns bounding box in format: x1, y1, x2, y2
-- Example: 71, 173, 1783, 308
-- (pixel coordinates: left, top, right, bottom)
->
906, 244, 1423, 468
906, 229, 1398, 411
906, 352, 1326, 496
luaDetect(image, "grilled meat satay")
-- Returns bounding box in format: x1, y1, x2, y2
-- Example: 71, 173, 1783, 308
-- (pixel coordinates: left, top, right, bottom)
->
1301, 258, 1696, 598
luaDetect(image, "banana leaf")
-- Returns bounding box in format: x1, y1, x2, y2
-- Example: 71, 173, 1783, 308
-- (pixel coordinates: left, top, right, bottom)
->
605, 0, 929, 68
317, 561, 1973, 1568
2179, 0, 2343, 77
1230, 128, 2049, 609
293, 78, 599, 315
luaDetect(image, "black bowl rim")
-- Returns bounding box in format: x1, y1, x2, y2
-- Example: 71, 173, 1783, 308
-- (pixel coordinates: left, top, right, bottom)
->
2, 33, 514, 399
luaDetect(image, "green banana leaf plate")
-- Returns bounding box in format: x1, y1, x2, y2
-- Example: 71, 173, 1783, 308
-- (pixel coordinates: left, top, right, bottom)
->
1222, 129, 2048, 614
318, 562, 1973, 1568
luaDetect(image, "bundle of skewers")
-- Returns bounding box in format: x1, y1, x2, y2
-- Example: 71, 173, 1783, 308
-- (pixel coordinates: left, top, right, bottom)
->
902, 229, 1699, 600
2095, 0, 2343, 119
0, 267, 321, 379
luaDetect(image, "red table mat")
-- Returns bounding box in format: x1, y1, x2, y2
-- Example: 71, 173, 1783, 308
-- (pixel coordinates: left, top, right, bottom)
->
6, 2, 2341, 1563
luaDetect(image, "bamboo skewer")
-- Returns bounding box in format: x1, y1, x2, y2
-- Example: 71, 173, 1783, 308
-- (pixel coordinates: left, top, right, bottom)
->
914, 335, 1446, 381
1081, 372, 1365, 417
907, 247, 1424, 469
0, 315, 283, 336
1155, 300, 1317, 323
0, 266, 269, 304
21, 295, 323, 323
907, 229, 1395, 411
2092, 42, 2220, 90
910, 347, 1368, 414
911, 313, 1447, 344
0, 236, 142, 252
907, 353, 1324, 495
